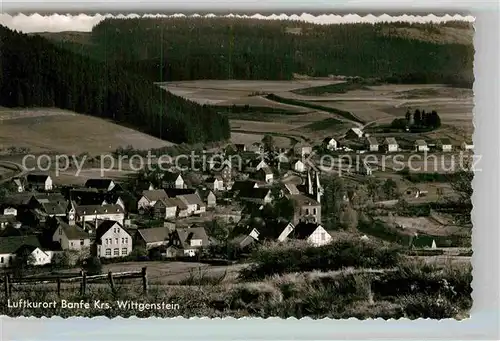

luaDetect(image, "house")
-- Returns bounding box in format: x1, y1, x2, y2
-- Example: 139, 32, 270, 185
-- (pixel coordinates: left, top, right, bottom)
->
28, 193, 68, 222
345, 128, 364, 140
167, 227, 209, 257
52, 218, 91, 251
323, 138, 338, 151
238, 188, 273, 205
94, 220, 133, 258
220, 164, 232, 184
293, 160, 306, 173
291, 194, 321, 225
205, 176, 224, 192
294, 144, 312, 157
414, 139, 429, 152
162, 172, 185, 189
85, 179, 116, 192
26, 174, 53, 191
15, 244, 54, 266
384, 137, 398, 153
258, 219, 295, 242
0, 235, 51, 268
438, 138, 453, 152
135, 227, 171, 250
178, 193, 206, 215
72, 203, 125, 226
246, 159, 268, 173
199, 189, 216, 208
366, 136, 379, 152
257, 167, 274, 183
3, 207, 17, 216
153, 198, 178, 220
137, 189, 169, 212
289, 222, 332, 247
12, 178, 24, 193
461, 141, 474, 151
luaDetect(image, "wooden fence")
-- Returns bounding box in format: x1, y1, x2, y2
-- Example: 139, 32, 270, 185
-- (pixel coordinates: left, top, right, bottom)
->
2, 267, 148, 299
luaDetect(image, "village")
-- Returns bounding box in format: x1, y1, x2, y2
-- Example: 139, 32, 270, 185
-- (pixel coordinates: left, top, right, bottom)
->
0, 116, 473, 274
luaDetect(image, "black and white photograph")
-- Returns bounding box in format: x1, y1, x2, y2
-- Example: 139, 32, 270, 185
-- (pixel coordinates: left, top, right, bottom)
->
0, 11, 474, 320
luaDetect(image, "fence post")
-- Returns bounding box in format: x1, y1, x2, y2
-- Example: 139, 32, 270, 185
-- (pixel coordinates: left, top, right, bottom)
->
141, 267, 148, 294
4, 274, 9, 299
80, 270, 87, 296
108, 271, 115, 293
56, 277, 61, 297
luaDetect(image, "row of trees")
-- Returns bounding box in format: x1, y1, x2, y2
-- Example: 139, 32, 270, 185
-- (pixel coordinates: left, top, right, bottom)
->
405, 109, 442, 129
0, 25, 230, 144
50, 18, 473, 87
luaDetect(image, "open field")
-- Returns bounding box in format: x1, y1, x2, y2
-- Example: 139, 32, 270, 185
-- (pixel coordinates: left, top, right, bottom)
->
160, 81, 473, 147
230, 132, 292, 147
0, 107, 174, 155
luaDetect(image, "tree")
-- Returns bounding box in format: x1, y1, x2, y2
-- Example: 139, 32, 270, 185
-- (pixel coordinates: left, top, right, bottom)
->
51, 250, 72, 269
413, 109, 422, 126
129, 246, 148, 260
262, 134, 274, 153
448, 167, 473, 225
12, 248, 36, 278
382, 179, 399, 200
205, 220, 230, 244
405, 109, 412, 122
322, 176, 346, 229
339, 203, 359, 230
82, 256, 102, 276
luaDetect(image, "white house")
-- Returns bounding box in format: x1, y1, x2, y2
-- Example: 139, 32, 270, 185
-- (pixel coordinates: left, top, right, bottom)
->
414, 139, 429, 152
163, 172, 185, 189
95, 220, 133, 258
178, 194, 206, 215
168, 227, 209, 257
70, 203, 125, 226
324, 138, 338, 151
26, 174, 53, 191
52, 219, 91, 251
384, 137, 398, 153
137, 189, 169, 212
3, 207, 17, 216
359, 162, 373, 176
205, 176, 224, 192
294, 160, 306, 173
153, 198, 178, 220
461, 141, 474, 151
0, 235, 46, 268
289, 222, 332, 247
438, 139, 453, 152
258, 167, 274, 183
345, 128, 364, 140
366, 136, 379, 152
135, 227, 170, 250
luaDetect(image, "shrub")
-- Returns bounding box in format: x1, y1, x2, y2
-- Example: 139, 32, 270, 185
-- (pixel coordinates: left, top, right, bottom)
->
239, 239, 402, 280
83, 256, 102, 276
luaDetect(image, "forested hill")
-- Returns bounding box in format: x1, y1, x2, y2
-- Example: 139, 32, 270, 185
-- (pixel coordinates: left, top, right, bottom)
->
0, 25, 230, 144
41, 18, 474, 87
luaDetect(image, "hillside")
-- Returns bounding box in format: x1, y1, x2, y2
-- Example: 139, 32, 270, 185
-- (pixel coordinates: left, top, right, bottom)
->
0, 25, 230, 144
37, 18, 474, 87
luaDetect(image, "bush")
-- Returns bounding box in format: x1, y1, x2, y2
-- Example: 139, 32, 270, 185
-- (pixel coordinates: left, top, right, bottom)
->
83, 256, 102, 276
239, 239, 402, 280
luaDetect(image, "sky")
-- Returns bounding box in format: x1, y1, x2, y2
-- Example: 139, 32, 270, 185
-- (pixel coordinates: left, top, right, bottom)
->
0, 13, 475, 33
